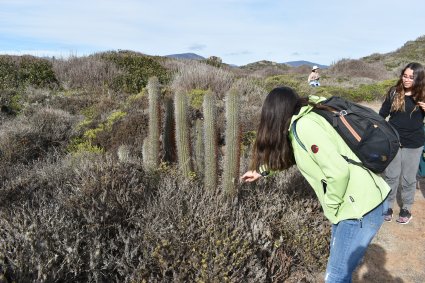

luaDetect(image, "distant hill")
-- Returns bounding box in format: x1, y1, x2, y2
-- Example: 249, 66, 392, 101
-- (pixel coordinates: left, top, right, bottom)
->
165, 53, 205, 60
240, 60, 291, 71
283, 60, 328, 69
361, 35, 425, 70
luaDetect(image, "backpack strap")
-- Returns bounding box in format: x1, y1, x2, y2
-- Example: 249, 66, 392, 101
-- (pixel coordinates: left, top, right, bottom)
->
292, 118, 384, 199
291, 120, 307, 151
292, 119, 371, 170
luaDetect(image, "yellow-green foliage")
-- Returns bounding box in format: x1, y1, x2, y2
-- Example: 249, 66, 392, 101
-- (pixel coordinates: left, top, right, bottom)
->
105, 110, 127, 130
70, 110, 127, 153
67, 138, 104, 154
188, 89, 207, 109
126, 89, 146, 105
10, 93, 22, 112
99, 51, 169, 93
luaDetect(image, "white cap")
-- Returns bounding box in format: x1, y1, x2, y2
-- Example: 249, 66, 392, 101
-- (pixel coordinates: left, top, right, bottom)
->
312, 65, 319, 71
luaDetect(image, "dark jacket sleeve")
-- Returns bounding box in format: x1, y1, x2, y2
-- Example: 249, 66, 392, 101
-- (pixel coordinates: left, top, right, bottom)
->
379, 88, 396, 118
379, 96, 391, 118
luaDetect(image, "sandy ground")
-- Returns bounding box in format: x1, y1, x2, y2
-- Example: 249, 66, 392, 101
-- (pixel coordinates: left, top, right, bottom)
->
353, 186, 425, 283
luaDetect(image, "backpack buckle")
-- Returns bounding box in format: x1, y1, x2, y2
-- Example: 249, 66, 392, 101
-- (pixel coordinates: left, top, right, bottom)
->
339, 110, 348, 116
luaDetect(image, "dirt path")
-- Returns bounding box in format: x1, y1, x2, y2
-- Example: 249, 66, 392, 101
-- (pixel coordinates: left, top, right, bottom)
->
353, 187, 425, 283
351, 101, 425, 283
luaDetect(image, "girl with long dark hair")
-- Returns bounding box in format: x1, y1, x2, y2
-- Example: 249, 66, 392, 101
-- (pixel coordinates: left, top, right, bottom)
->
379, 62, 425, 224
241, 86, 390, 282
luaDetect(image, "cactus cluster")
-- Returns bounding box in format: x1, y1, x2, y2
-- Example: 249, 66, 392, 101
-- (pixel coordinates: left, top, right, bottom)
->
144, 77, 241, 195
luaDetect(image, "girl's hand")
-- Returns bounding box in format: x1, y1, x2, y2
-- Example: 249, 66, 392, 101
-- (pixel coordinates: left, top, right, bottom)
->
418, 101, 425, 111
240, 170, 262, 183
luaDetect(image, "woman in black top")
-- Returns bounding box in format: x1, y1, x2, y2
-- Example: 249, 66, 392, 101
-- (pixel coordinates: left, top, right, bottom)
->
379, 62, 425, 224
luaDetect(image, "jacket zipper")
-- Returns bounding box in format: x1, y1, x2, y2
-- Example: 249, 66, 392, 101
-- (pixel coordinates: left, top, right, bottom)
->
349, 196, 363, 228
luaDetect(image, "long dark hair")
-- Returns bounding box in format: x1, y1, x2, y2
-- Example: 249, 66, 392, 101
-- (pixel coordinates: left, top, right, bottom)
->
391, 62, 425, 112
250, 87, 308, 171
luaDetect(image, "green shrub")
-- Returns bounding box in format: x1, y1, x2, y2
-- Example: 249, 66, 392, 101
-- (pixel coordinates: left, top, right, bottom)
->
100, 51, 169, 93
0, 55, 59, 89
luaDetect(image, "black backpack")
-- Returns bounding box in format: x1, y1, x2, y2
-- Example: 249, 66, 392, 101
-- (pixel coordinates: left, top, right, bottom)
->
292, 96, 400, 173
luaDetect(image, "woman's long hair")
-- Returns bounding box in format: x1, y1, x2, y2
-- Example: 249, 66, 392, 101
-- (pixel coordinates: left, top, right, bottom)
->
391, 62, 425, 112
250, 87, 308, 171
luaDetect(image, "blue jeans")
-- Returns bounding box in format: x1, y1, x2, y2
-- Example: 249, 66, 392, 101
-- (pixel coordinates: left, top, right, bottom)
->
325, 200, 387, 282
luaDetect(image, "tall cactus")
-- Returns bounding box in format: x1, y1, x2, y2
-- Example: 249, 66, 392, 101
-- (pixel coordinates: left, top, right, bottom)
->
174, 89, 192, 176
194, 118, 204, 175
222, 87, 241, 196
162, 95, 177, 163
202, 90, 218, 190
145, 76, 161, 169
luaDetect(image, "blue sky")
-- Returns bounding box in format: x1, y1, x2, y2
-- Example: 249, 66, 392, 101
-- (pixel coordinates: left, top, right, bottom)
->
1, 0, 424, 66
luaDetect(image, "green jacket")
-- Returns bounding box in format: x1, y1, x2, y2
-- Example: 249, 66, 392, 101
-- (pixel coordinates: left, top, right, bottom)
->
289, 96, 390, 224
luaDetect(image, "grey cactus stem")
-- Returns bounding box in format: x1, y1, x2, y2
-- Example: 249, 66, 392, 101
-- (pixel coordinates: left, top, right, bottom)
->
223, 88, 241, 196
203, 90, 217, 190
163, 96, 177, 163
142, 137, 149, 167
194, 118, 204, 175
146, 76, 161, 168
174, 89, 192, 176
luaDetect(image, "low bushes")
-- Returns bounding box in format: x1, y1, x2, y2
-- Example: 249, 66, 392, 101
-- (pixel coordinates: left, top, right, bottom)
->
0, 106, 80, 165
0, 155, 330, 282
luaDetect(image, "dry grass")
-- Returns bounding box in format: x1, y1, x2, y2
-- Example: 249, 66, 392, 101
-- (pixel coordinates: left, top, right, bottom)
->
325, 59, 392, 83
171, 60, 235, 97
52, 55, 122, 91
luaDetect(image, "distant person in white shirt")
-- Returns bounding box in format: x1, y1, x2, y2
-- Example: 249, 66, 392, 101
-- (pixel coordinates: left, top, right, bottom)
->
308, 66, 320, 87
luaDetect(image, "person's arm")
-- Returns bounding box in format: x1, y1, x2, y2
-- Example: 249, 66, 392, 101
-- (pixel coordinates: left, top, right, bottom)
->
418, 101, 425, 112
307, 73, 313, 82
240, 170, 262, 182
379, 94, 392, 118
296, 118, 350, 212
